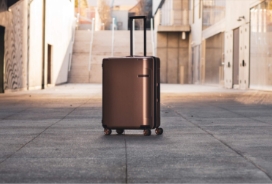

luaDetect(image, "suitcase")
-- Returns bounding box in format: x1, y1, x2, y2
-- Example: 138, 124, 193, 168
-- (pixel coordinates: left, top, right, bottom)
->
102, 16, 163, 136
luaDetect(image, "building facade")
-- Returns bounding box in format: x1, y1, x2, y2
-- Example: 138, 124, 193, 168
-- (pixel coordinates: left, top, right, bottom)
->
0, 0, 75, 93
154, 0, 190, 84
154, 0, 272, 91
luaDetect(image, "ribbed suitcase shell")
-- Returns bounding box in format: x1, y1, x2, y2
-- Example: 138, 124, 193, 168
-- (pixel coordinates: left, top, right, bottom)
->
102, 56, 160, 130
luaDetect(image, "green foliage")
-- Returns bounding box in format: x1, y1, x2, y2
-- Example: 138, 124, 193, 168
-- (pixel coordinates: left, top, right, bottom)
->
98, 0, 111, 28
75, 0, 88, 8
268, 1, 272, 10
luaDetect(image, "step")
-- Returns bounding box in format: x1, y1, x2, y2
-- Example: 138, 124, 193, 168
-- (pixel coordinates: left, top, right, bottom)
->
92, 45, 112, 51
113, 46, 152, 52
89, 64, 102, 83
73, 42, 91, 53
70, 62, 89, 68
68, 75, 90, 83
91, 51, 112, 56
72, 53, 90, 62
112, 52, 153, 57
91, 55, 108, 64
92, 46, 152, 55
75, 30, 92, 42
69, 30, 155, 84
69, 66, 89, 75
68, 77, 89, 83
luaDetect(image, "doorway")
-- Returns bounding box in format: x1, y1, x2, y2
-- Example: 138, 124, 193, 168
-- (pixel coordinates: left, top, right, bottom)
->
205, 33, 224, 84
0, 26, 5, 93
47, 44, 52, 85
233, 28, 240, 86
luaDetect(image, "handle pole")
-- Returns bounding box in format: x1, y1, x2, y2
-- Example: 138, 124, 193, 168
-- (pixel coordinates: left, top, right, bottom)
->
130, 19, 133, 56
144, 18, 146, 56
129, 16, 147, 57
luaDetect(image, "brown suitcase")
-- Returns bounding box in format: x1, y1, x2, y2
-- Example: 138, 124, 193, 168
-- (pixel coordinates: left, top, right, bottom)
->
102, 16, 163, 136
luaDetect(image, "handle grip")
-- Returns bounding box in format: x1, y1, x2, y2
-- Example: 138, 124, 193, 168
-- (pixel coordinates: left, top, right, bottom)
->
129, 16, 146, 57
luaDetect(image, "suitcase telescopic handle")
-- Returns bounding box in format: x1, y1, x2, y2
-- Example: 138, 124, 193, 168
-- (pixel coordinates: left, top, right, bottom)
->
129, 16, 147, 57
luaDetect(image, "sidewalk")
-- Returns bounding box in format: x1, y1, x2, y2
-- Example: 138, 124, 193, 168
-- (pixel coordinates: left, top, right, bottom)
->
0, 84, 272, 183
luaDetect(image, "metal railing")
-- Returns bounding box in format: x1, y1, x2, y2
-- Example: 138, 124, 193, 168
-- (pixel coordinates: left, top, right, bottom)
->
68, 15, 79, 72
151, 18, 155, 56
88, 17, 155, 59
88, 18, 95, 71
111, 18, 115, 57
133, 19, 135, 55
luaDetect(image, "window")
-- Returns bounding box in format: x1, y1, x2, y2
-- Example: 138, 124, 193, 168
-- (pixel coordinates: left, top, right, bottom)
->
202, 0, 226, 30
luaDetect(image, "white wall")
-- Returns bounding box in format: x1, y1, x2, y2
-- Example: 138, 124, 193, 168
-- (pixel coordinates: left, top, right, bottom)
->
223, 0, 262, 89
46, 0, 75, 85
152, 0, 162, 16
112, 10, 128, 30
29, 0, 75, 89
29, 0, 43, 89
225, 0, 260, 31
190, 0, 202, 46
202, 0, 262, 40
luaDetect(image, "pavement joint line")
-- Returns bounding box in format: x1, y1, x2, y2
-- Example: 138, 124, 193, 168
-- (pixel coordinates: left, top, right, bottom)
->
163, 103, 272, 181
0, 98, 91, 167
210, 104, 272, 126
0, 106, 33, 121
124, 138, 128, 183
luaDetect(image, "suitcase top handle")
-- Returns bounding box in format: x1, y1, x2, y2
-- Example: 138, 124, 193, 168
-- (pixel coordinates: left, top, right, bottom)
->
129, 16, 146, 57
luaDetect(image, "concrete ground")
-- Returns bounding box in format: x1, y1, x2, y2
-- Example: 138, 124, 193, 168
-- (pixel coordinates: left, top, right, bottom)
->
0, 84, 272, 183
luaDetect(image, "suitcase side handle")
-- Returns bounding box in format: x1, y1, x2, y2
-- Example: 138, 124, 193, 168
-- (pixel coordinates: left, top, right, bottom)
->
129, 16, 146, 57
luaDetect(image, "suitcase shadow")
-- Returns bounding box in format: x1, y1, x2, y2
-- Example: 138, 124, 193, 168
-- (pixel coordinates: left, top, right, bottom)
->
100, 134, 164, 139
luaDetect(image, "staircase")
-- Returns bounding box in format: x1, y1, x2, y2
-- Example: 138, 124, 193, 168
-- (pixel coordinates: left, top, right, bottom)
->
68, 30, 91, 83
68, 30, 153, 83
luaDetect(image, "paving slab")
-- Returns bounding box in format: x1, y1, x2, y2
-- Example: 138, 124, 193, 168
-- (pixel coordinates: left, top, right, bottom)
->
0, 158, 126, 183
0, 84, 272, 183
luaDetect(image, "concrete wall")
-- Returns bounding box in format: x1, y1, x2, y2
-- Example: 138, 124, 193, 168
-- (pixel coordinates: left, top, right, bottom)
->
172, 0, 189, 25
189, 0, 264, 89
0, 0, 74, 92
45, 0, 74, 85
189, 0, 203, 84
152, 0, 161, 16
200, 0, 261, 43
157, 32, 189, 84
205, 32, 224, 84
190, 0, 202, 46
29, 0, 74, 89
0, 1, 27, 92
223, 0, 261, 89
29, 0, 43, 89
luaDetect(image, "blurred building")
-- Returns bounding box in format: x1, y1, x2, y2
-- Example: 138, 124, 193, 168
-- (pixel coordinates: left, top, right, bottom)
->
0, 0, 75, 93
129, 0, 152, 30
153, 0, 191, 83
77, 0, 152, 30
154, 0, 272, 91
68, 0, 154, 84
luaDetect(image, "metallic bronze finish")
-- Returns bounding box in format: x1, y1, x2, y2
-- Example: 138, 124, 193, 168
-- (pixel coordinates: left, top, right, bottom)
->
102, 57, 160, 129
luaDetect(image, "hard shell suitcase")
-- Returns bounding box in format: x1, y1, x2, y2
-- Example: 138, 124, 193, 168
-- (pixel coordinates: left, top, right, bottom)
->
102, 16, 163, 136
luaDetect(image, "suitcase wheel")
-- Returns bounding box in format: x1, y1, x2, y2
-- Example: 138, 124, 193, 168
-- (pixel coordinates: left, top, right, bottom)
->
143, 129, 151, 136
155, 128, 163, 135
104, 128, 112, 135
116, 129, 124, 135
